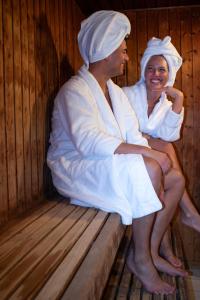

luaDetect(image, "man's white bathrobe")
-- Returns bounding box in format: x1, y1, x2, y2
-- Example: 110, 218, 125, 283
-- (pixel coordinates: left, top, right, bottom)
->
47, 66, 162, 225
123, 82, 184, 142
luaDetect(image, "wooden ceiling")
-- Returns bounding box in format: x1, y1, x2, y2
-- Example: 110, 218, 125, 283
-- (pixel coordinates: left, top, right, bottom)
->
75, 0, 200, 16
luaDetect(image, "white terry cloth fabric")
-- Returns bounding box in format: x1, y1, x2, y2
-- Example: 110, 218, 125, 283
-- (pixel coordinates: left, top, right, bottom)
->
140, 36, 182, 86
47, 66, 162, 225
123, 82, 184, 142
78, 10, 131, 67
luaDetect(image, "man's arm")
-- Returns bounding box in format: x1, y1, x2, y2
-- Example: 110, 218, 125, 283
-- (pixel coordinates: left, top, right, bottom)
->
115, 143, 172, 174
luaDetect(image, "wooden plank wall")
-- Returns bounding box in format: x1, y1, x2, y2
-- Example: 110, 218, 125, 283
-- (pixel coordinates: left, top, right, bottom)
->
0, 0, 84, 225
120, 6, 200, 265
1, 1, 200, 264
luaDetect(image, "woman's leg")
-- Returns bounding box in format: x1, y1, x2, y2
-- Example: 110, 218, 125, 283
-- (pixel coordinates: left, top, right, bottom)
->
150, 167, 187, 276
148, 138, 200, 232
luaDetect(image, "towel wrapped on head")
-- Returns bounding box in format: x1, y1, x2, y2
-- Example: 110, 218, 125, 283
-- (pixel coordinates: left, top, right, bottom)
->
140, 36, 182, 86
78, 10, 131, 67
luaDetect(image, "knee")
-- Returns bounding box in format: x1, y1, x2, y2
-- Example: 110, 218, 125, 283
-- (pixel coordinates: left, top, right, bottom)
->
171, 169, 185, 189
144, 157, 162, 185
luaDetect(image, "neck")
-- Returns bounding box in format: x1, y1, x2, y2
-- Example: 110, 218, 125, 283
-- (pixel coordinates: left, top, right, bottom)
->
89, 64, 109, 94
146, 88, 162, 104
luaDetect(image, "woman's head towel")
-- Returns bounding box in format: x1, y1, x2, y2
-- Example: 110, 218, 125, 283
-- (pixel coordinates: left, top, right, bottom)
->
78, 10, 131, 67
140, 36, 182, 86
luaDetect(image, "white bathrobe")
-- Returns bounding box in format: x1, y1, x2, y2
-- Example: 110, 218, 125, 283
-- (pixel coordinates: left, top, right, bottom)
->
47, 66, 162, 225
123, 82, 184, 142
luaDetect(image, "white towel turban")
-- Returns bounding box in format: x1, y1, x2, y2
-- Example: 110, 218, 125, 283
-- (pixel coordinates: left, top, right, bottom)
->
140, 36, 182, 86
78, 10, 131, 67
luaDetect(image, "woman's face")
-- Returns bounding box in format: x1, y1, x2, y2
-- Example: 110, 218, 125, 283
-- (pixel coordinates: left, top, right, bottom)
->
144, 55, 169, 92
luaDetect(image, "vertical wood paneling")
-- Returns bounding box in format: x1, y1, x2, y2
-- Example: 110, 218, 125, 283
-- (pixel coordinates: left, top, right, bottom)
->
0, 0, 84, 222
13, 0, 25, 210
136, 11, 147, 79
35, 0, 43, 197
3, 0, 17, 211
180, 8, 194, 261
192, 7, 200, 264
169, 9, 183, 160
126, 11, 137, 86
0, 0, 8, 224
28, 0, 38, 200
147, 10, 159, 39
21, 0, 32, 207
158, 9, 169, 37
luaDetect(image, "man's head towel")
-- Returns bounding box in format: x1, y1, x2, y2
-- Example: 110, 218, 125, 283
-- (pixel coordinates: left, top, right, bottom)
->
78, 10, 131, 67
140, 36, 182, 86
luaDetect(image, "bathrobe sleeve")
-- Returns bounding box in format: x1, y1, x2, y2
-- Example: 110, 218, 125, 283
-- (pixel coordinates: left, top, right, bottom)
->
118, 88, 150, 147
152, 103, 184, 142
55, 80, 123, 157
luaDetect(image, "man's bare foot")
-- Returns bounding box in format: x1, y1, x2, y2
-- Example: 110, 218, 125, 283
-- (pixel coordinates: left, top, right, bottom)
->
181, 211, 200, 233
127, 250, 175, 295
152, 255, 188, 277
160, 243, 182, 267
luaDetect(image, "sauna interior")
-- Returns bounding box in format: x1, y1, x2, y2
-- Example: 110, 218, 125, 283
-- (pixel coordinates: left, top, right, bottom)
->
0, 0, 200, 299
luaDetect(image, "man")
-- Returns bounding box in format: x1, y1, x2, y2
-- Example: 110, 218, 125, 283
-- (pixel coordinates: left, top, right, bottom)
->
47, 10, 186, 294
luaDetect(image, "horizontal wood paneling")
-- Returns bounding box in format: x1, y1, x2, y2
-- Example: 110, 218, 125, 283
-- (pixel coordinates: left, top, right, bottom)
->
124, 6, 200, 264
0, 0, 84, 224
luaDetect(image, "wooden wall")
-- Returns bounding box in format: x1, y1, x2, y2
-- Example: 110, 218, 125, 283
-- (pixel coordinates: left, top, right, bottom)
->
0, 1, 200, 264
0, 0, 84, 224
119, 6, 200, 265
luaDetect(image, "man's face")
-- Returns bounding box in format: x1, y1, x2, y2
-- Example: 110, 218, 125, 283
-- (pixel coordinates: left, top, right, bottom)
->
144, 55, 169, 91
107, 40, 129, 77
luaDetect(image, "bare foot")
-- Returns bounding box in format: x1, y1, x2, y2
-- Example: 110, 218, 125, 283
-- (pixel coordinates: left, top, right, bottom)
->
181, 211, 200, 233
127, 250, 175, 295
153, 255, 188, 277
160, 243, 182, 267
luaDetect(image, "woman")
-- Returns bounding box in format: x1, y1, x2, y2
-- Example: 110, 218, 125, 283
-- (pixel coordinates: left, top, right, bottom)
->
123, 36, 200, 267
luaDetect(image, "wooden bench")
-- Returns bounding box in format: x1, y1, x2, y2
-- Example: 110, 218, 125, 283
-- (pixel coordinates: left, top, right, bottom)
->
0, 198, 125, 299
0, 198, 188, 300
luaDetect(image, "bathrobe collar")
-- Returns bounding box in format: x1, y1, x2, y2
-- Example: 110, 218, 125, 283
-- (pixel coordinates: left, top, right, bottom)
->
78, 65, 126, 141
134, 81, 168, 130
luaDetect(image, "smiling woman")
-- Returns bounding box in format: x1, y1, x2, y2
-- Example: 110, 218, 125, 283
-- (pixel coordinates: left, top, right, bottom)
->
123, 35, 200, 268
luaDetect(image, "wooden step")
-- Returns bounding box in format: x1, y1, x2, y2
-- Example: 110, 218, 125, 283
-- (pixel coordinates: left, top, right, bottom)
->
103, 225, 188, 300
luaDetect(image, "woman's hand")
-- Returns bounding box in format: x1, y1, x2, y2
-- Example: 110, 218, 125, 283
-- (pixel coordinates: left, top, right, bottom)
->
164, 87, 184, 114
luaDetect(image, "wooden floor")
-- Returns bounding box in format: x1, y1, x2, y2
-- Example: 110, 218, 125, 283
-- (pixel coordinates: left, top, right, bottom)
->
103, 226, 188, 300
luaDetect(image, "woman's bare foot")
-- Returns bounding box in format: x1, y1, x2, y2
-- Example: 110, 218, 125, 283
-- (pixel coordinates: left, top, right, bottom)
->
152, 255, 188, 277
160, 243, 182, 267
181, 211, 200, 233
127, 250, 175, 295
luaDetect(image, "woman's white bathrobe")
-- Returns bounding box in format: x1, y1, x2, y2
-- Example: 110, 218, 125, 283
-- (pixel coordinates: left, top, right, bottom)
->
47, 66, 162, 225
123, 82, 184, 142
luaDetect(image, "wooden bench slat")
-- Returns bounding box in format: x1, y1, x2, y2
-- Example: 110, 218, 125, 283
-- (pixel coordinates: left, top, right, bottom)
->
0, 206, 90, 299
103, 226, 131, 300
61, 213, 125, 300
172, 225, 188, 300
0, 200, 58, 245
0, 202, 76, 278
33, 210, 108, 300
